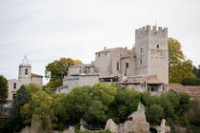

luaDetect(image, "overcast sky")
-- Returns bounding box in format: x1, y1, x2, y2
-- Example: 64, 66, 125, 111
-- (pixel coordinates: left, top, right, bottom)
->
0, 0, 200, 84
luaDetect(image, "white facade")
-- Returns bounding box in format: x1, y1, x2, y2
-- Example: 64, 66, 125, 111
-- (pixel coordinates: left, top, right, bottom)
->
7, 56, 43, 100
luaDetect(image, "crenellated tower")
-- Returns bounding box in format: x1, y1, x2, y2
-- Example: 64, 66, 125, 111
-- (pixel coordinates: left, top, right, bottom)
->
135, 25, 168, 84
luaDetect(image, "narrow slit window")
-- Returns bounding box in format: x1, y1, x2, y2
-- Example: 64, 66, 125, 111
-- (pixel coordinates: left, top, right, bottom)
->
13, 83, 16, 89
117, 62, 119, 71
25, 68, 28, 75
126, 62, 129, 68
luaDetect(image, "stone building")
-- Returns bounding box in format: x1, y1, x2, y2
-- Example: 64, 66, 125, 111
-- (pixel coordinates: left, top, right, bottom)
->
61, 25, 168, 94
7, 56, 43, 100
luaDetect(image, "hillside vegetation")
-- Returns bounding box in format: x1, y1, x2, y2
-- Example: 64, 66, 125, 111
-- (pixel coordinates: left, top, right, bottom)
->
0, 83, 200, 133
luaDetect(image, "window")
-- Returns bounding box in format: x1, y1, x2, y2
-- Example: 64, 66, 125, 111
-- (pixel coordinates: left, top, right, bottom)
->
25, 68, 28, 75
13, 83, 16, 89
13, 94, 16, 100
157, 44, 159, 49
140, 59, 142, 65
141, 48, 143, 52
126, 62, 129, 69
117, 62, 119, 71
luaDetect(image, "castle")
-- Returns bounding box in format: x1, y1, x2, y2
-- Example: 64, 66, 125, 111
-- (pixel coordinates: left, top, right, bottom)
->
57, 25, 168, 94
7, 56, 43, 100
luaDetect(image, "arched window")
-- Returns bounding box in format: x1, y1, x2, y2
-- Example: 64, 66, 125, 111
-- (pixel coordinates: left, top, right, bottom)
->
25, 68, 28, 75
13, 83, 16, 89
157, 44, 159, 49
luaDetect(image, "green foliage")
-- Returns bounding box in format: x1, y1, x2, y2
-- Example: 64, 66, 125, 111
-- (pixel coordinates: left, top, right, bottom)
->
85, 100, 107, 123
181, 77, 200, 86
142, 91, 191, 126
177, 93, 190, 114
193, 65, 200, 78
0, 75, 8, 102
158, 91, 179, 123
141, 92, 159, 107
45, 58, 76, 81
51, 93, 68, 130
20, 90, 53, 130
45, 58, 82, 89
51, 83, 119, 129
9, 85, 30, 131
146, 104, 163, 124
46, 79, 63, 89
3, 82, 200, 132
168, 38, 195, 83
110, 88, 140, 123
27, 83, 40, 95
187, 98, 200, 127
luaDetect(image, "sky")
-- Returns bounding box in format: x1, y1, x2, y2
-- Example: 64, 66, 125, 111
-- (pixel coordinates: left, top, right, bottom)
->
0, 0, 200, 84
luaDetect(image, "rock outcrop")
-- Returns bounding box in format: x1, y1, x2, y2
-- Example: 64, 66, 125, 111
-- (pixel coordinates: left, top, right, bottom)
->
105, 119, 119, 133
152, 119, 170, 133
105, 102, 150, 133
120, 102, 150, 133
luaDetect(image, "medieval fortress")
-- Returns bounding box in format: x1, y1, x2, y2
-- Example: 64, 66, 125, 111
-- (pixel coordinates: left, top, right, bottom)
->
7, 25, 168, 100
59, 25, 168, 94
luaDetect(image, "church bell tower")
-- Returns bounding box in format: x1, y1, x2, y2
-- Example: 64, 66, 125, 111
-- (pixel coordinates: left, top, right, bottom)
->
18, 55, 32, 84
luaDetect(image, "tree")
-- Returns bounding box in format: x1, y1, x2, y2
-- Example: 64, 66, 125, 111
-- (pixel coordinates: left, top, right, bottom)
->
51, 93, 68, 130
181, 77, 200, 86
27, 83, 41, 96
46, 79, 63, 89
110, 88, 140, 123
0, 75, 8, 102
85, 83, 118, 125
9, 85, 30, 131
193, 65, 200, 78
45, 58, 82, 88
20, 90, 53, 131
159, 91, 179, 123
74, 59, 82, 65
187, 98, 200, 127
146, 104, 164, 124
51, 83, 118, 129
168, 38, 195, 83
45, 58, 75, 81
63, 86, 93, 124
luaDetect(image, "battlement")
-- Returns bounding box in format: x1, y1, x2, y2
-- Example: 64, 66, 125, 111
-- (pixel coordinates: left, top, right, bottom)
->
135, 25, 168, 38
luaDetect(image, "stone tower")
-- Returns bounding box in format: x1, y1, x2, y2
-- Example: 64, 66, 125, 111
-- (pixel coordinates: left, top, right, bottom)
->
135, 25, 168, 84
18, 55, 32, 85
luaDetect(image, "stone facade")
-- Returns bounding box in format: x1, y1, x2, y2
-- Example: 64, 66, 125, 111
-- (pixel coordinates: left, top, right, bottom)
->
135, 25, 168, 84
61, 25, 168, 93
7, 56, 43, 100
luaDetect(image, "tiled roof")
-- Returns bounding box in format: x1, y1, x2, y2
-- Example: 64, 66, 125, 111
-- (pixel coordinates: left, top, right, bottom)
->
169, 83, 200, 97
31, 73, 43, 77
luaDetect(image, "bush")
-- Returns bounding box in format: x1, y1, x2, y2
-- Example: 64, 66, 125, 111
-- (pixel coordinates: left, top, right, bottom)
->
146, 104, 164, 124
181, 77, 200, 86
